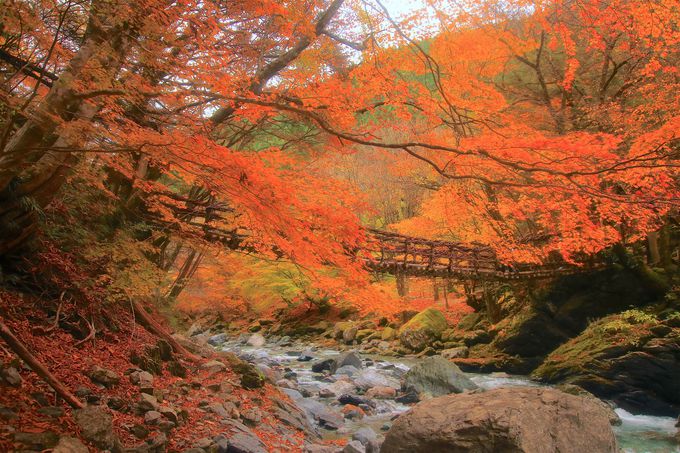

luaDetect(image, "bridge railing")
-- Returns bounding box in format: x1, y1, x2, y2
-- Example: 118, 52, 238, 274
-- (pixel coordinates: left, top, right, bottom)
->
363, 229, 601, 279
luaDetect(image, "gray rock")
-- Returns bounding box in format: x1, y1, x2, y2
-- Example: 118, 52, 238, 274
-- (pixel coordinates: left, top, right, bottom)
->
281, 388, 304, 400
145, 410, 162, 424
201, 360, 227, 373
13, 432, 59, 450
74, 406, 118, 450
137, 393, 160, 412
1, 366, 22, 386
318, 410, 344, 430
403, 356, 477, 397
87, 365, 120, 388
344, 440, 366, 453
130, 423, 149, 439
228, 432, 268, 453
208, 333, 229, 346
241, 407, 263, 425
318, 388, 335, 398
335, 365, 360, 377
338, 394, 374, 407
208, 402, 230, 418
159, 405, 178, 423
247, 333, 266, 348
335, 351, 363, 370
305, 444, 337, 453
354, 369, 400, 390
312, 358, 335, 373
130, 370, 154, 387
54, 436, 89, 453
353, 427, 378, 445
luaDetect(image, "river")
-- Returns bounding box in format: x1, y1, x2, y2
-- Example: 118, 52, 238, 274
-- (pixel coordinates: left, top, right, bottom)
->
217, 337, 679, 453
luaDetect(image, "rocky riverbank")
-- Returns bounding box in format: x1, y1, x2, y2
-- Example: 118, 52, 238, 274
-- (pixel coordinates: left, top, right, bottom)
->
203, 331, 680, 453
190, 267, 680, 420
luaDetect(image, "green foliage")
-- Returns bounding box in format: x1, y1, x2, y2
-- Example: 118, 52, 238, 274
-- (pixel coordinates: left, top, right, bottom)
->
42, 171, 167, 305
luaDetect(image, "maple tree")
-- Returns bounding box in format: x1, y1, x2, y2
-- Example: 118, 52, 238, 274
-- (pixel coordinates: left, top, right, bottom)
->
0, 0, 677, 312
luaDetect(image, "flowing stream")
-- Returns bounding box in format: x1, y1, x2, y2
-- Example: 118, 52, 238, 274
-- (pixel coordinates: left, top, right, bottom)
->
217, 338, 679, 453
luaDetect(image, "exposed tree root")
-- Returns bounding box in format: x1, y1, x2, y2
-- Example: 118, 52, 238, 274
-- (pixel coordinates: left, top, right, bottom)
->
34, 292, 65, 335
131, 299, 202, 363
74, 316, 95, 347
0, 319, 84, 409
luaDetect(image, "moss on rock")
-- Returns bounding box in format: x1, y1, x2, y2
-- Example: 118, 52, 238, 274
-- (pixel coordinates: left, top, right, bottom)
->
398, 308, 448, 351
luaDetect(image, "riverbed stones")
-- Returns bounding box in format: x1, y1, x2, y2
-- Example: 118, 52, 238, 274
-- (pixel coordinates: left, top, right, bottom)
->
312, 358, 336, 373
365, 386, 397, 399
344, 440, 366, 453
380, 387, 618, 453
398, 308, 448, 351
247, 333, 266, 347
354, 369, 400, 390
404, 356, 477, 397
318, 410, 344, 430
336, 351, 363, 369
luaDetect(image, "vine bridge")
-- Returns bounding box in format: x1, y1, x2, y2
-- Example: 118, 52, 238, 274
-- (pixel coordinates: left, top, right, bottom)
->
189, 224, 601, 281
152, 191, 602, 281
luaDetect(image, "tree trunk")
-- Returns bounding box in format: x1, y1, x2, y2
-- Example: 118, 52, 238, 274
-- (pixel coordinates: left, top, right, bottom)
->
0, 1, 133, 256
131, 300, 201, 363
647, 231, 661, 265
396, 273, 409, 297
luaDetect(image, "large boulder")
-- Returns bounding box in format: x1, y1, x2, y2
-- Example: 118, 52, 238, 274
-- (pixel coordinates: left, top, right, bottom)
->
403, 356, 477, 397
380, 387, 618, 453
398, 308, 447, 351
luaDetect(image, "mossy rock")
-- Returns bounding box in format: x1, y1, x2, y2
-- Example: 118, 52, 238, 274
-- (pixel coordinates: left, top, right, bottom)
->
214, 351, 265, 389
355, 329, 374, 342
333, 321, 352, 340
381, 327, 396, 341
398, 308, 448, 351
533, 310, 680, 415
456, 313, 483, 331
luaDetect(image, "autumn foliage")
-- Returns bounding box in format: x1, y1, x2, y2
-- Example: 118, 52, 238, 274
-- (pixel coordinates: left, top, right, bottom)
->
0, 0, 678, 311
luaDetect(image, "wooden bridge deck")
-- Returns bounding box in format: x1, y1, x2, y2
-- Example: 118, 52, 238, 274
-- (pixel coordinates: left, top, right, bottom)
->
149, 195, 601, 280
362, 229, 601, 280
